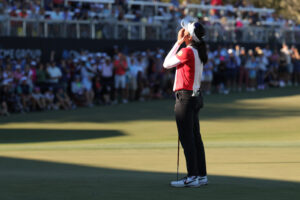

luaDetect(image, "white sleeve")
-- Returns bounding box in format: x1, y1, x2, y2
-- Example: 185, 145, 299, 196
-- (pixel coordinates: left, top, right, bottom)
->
163, 42, 181, 69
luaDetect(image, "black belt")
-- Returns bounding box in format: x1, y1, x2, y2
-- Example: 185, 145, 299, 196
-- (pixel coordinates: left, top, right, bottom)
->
175, 89, 201, 97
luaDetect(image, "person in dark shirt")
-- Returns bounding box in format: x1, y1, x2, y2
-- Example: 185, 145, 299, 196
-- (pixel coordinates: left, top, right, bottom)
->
56, 88, 72, 110
225, 50, 237, 93
16, 77, 32, 112
2, 83, 22, 113
238, 47, 248, 91
0, 85, 9, 116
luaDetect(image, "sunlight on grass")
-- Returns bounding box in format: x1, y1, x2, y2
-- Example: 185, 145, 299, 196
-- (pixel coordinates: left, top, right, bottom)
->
0, 88, 300, 189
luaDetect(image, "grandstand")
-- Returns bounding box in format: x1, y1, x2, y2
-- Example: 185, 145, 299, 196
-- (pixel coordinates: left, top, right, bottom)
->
0, 0, 300, 116
0, 0, 299, 42
1, 2, 300, 200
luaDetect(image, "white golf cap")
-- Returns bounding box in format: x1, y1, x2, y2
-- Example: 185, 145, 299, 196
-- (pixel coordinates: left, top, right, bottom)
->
181, 20, 200, 42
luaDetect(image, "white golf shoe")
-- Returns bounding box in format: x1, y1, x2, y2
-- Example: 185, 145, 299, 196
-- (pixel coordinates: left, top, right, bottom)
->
170, 176, 204, 188
197, 176, 208, 186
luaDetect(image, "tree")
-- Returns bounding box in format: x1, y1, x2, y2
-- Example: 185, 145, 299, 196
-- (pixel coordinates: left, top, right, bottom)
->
168, 0, 300, 23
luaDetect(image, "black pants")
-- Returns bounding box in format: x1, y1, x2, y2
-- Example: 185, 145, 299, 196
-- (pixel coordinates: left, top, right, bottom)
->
174, 90, 207, 177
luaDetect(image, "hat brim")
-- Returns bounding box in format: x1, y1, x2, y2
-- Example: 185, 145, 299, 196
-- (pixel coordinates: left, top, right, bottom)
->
180, 19, 189, 30
180, 20, 201, 42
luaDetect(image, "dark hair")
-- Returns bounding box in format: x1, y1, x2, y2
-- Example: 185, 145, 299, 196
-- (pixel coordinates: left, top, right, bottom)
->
191, 23, 208, 64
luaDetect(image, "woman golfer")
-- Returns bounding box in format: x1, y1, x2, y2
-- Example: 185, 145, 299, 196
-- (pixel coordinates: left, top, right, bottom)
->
163, 21, 208, 187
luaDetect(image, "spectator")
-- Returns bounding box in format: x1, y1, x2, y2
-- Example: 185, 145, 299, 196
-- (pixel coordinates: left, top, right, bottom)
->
59, 60, 71, 91
19, 7, 28, 18
278, 50, 288, 87
225, 49, 238, 93
213, 50, 226, 94
36, 63, 47, 90
291, 47, 300, 86
16, 77, 32, 112
256, 48, 268, 90
13, 65, 23, 82
93, 76, 102, 104
31, 87, 46, 111
47, 61, 62, 87
81, 57, 96, 107
238, 47, 248, 91
50, 7, 63, 20
62, 7, 72, 20
1, 82, 23, 113
0, 85, 9, 116
281, 44, 293, 86
245, 53, 257, 91
3, 64, 13, 83
71, 76, 86, 106
128, 56, 141, 101
56, 88, 73, 110
1, 41, 300, 117
100, 56, 114, 104
23, 64, 33, 87
44, 88, 57, 110
114, 53, 128, 104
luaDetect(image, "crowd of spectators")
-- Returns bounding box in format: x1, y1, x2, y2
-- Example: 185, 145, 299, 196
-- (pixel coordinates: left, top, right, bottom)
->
0, 0, 298, 29
1, 43, 300, 116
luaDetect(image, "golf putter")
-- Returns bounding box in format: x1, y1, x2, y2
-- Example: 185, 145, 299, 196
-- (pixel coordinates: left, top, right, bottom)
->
177, 136, 180, 181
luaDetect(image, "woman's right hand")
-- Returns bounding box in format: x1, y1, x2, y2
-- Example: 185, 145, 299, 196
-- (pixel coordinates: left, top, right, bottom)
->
177, 28, 186, 45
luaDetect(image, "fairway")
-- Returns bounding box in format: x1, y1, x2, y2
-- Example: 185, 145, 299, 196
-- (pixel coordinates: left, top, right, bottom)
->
0, 87, 300, 200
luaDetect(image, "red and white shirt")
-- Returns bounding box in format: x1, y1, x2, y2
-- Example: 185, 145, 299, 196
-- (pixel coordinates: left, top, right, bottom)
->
163, 42, 203, 92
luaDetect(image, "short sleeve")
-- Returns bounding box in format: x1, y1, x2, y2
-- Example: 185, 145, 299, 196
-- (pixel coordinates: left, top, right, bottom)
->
176, 48, 193, 64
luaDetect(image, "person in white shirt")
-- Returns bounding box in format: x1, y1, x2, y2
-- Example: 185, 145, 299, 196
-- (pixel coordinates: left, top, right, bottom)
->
136, 53, 147, 78
256, 50, 269, 90
128, 57, 142, 100
62, 7, 72, 20
50, 7, 64, 20
281, 44, 293, 86
81, 58, 96, 107
100, 57, 114, 103
47, 62, 62, 84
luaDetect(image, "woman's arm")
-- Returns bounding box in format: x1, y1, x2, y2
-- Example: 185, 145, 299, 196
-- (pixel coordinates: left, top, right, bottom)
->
163, 28, 187, 69
163, 42, 181, 69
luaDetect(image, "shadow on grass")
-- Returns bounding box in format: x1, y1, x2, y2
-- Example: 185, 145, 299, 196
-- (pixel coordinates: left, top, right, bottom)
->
0, 129, 124, 143
0, 156, 299, 200
0, 87, 300, 124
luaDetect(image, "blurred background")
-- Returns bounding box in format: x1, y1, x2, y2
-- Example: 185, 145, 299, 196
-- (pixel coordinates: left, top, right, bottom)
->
0, 1, 299, 200
0, 0, 300, 114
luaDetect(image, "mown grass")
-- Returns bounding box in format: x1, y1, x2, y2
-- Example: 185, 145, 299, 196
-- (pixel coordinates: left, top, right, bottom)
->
0, 87, 299, 200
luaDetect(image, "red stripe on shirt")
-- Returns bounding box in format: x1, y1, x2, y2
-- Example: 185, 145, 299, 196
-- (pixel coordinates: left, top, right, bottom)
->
174, 47, 195, 91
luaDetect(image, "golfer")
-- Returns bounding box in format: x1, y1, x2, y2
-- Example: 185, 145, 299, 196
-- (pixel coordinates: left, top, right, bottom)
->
163, 20, 208, 187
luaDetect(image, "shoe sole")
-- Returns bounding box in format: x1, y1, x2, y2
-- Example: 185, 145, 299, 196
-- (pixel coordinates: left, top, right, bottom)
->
170, 182, 208, 188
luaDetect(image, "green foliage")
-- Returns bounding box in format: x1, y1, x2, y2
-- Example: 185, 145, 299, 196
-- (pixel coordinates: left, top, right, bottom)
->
161, 0, 300, 23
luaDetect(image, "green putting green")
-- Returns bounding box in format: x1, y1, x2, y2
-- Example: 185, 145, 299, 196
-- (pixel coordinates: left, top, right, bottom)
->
0, 87, 299, 200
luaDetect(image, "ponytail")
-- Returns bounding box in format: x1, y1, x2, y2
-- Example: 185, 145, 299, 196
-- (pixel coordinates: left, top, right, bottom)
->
191, 39, 208, 65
